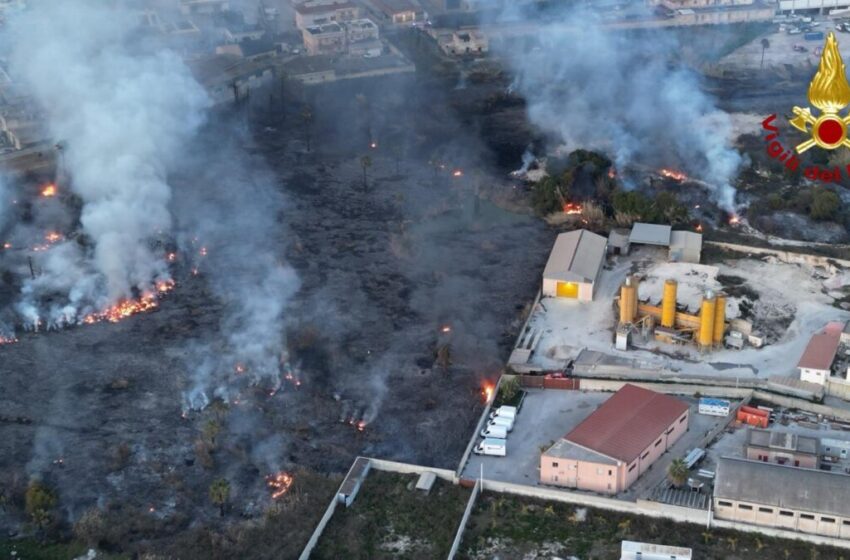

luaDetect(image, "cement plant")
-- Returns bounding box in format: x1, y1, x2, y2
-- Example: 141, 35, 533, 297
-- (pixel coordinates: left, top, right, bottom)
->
4, 0, 850, 559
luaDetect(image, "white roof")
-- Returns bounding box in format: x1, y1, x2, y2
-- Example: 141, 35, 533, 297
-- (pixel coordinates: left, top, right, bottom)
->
543, 230, 607, 284
621, 540, 692, 560
629, 223, 672, 246
670, 230, 702, 251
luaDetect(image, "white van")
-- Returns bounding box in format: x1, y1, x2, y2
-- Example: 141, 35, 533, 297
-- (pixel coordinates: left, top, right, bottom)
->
489, 405, 517, 422
480, 424, 508, 439
489, 416, 514, 432
473, 438, 506, 456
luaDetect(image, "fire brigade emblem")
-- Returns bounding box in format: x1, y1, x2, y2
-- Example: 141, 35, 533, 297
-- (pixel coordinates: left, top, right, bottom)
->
790, 32, 850, 153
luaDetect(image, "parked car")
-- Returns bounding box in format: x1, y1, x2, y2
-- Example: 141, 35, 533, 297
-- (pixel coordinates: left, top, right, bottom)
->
793, 43, 808, 52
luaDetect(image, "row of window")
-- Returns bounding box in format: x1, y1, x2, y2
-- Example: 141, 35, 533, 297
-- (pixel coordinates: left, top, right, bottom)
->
717, 501, 846, 524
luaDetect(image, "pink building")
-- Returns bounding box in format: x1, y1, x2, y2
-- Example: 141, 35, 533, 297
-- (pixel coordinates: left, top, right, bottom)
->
540, 384, 689, 494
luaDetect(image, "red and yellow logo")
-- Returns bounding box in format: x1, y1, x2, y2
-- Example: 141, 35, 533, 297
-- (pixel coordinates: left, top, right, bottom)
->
790, 32, 850, 153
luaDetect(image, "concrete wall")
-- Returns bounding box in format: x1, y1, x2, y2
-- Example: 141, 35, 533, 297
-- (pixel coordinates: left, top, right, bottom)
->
540, 455, 621, 494
744, 447, 818, 469
370, 457, 457, 481
714, 497, 850, 540
578, 378, 753, 399
446, 479, 480, 560
705, 241, 850, 269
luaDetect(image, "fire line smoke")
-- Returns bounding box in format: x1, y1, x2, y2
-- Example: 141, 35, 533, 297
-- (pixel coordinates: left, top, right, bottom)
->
4, 2, 209, 328
493, 8, 742, 210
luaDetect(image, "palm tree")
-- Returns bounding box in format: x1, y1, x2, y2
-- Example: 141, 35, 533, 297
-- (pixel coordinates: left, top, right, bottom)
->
360, 155, 372, 191
760, 38, 770, 70
209, 478, 230, 517
667, 458, 689, 487
301, 106, 313, 152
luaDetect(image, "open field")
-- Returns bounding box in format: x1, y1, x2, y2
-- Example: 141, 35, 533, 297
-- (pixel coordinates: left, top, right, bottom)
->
313, 470, 470, 559
459, 492, 850, 560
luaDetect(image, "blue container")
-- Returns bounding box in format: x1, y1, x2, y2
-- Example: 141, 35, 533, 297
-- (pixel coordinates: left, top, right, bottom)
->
805, 31, 825, 41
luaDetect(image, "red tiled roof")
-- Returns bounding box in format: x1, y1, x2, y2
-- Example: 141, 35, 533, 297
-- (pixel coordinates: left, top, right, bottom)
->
564, 384, 689, 464
797, 322, 844, 371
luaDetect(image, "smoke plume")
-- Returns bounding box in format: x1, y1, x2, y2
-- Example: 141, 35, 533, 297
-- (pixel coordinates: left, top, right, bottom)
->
493, 10, 742, 210
4, 1, 209, 328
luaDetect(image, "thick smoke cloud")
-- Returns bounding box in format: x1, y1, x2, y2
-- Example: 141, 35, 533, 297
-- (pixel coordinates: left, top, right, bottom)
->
5, 1, 209, 327
496, 11, 742, 210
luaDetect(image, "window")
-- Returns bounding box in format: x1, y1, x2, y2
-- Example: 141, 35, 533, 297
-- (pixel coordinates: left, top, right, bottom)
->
641, 451, 649, 460
679, 415, 687, 423
552, 462, 559, 468
800, 514, 815, 520
758, 507, 773, 513
628, 464, 636, 472
666, 427, 674, 435
780, 511, 794, 517
718, 501, 733, 507
842, 520, 850, 526
738, 504, 753, 511
655, 438, 662, 447
822, 517, 836, 523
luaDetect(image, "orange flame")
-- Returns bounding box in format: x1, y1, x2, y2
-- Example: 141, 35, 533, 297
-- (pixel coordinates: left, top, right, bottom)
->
267, 472, 293, 499
696, 223, 703, 232
452, 169, 463, 177
482, 383, 494, 403
440, 325, 451, 334
82, 281, 174, 324
41, 184, 57, 197
659, 168, 687, 182
563, 202, 582, 215
0, 334, 17, 345
729, 214, 740, 225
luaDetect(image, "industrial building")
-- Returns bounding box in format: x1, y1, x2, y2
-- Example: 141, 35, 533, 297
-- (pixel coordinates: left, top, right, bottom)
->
624, 223, 702, 264
540, 384, 689, 494
295, 1, 360, 30
714, 456, 850, 538
745, 428, 819, 469
541, 229, 607, 301
616, 276, 727, 351
797, 321, 844, 385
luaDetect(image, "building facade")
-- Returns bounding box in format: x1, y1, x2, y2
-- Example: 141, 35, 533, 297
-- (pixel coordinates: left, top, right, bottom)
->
714, 457, 850, 538
541, 385, 689, 494
745, 428, 818, 469
541, 229, 607, 301
302, 23, 346, 55
295, 1, 360, 30
797, 322, 843, 385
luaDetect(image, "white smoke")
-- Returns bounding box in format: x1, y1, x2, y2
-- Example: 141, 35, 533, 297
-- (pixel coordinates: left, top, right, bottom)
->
4, 1, 210, 327
494, 12, 742, 210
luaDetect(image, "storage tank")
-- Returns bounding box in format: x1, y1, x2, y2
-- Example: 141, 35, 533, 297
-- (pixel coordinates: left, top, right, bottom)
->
661, 279, 677, 328
619, 277, 637, 324
698, 291, 716, 348
713, 295, 726, 345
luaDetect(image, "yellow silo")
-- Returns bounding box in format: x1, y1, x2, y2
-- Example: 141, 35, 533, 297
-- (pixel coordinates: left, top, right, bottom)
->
661, 279, 677, 328
619, 277, 637, 324
630, 276, 640, 319
713, 295, 726, 345
698, 291, 716, 348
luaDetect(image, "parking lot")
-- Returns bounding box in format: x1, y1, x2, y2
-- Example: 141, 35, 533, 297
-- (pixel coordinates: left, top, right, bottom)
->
462, 388, 729, 501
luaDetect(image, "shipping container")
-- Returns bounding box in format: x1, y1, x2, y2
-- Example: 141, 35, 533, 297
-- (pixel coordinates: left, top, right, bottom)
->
805, 31, 825, 40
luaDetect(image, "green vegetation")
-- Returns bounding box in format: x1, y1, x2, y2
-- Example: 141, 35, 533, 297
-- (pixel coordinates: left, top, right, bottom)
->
748, 186, 843, 223
667, 458, 689, 487
314, 471, 470, 560
209, 478, 231, 517
529, 149, 689, 228
493, 377, 523, 409
460, 493, 848, 559
25, 481, 57, 536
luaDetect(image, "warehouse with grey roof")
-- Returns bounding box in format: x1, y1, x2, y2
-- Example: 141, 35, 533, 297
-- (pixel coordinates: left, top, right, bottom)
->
541, 229, 607, 302
713, 456, 850, 538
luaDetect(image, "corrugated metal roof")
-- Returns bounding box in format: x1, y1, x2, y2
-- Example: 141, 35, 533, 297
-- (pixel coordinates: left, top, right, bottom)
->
542, 229, 607, 284
669, 230, 702, 251
797, 322, 844, 371
564, 384, 689, 464
715, 456, 850, 518
629, 223, 672, 246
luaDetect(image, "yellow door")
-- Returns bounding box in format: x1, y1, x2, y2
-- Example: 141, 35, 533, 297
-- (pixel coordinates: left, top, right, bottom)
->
556, 282, 579, 298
